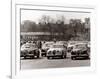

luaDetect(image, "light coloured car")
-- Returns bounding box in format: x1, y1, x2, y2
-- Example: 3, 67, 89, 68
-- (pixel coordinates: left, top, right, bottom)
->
56, 41, 68, 47
21, 43, 40, 59
47, 44, 67, 59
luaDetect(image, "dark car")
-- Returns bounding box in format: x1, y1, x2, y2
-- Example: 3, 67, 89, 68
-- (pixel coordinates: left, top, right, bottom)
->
21, 43, 40, 59
71, 43, 89, 60
41, 42, 54, 57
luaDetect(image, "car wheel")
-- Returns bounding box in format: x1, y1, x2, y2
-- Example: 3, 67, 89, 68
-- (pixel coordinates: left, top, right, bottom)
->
37, 51, 40, 58
44, 53, 46, 57
24, 56, 26, 59
41, 53, 43, 57
47, 57, 50, 59
71, 57, 73, 60
31, 56, 34, 59
71, 57, 75, 60
86, 56, 90, 59
64, 55, 66, 59
37, 55, 39, 58
61, 56, 65, 59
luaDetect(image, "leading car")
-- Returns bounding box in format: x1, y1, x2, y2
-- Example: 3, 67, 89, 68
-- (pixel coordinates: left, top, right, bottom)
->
47, 43, 67, 59
21, 43, 40, 59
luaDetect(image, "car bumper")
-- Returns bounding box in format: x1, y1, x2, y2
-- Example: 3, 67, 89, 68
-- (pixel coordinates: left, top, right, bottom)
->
47, 54, 64, 57
71, 55, 89, 58
21, 51, 39, 57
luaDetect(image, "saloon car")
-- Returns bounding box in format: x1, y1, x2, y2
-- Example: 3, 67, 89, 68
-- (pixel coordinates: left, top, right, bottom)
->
41, 42, 54, 56
71, 43, 89, 60
21, 43, 40, 59
20, 40, 26, 46
47, 43, 67, 59
67, 42, 76, 52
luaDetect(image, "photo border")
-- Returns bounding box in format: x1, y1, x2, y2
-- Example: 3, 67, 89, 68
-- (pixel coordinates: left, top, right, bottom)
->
11, 4, 96, 79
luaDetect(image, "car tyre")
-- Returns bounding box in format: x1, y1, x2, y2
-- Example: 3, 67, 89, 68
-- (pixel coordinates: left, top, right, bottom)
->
64, 55, 66, 59
47, 57, 50, 59
61, 56, 64, 59
86, 56, 90, 59
71, 57, 75, 60
62, 55, 66, 59
37, 51, 40, 58
31, 56, 34, 59
24, 56, 26, 59
37, 55, 39, 58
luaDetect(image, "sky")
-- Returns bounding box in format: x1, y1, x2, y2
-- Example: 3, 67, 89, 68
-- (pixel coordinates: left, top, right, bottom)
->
21, 9, 90, 24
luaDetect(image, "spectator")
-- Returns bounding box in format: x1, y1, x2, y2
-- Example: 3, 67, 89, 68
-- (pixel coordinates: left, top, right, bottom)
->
37, 41, 42, 49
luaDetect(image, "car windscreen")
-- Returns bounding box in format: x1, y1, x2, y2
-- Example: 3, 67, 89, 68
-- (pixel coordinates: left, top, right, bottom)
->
22, 44, 37, 48
74, 44, 86, 49
44, 43, 53, 47
52, 45, 64, 48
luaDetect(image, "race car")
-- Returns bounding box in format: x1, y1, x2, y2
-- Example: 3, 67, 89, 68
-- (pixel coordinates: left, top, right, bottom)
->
67, 41, 76, 52
41, 42, 54, 57
71, 43, 89, 60
21, 43, 40, 59
47, 43, 67, 59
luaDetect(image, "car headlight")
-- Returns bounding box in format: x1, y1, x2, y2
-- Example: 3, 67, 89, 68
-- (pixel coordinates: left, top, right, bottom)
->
57, 50, 59, 53
53, 50, 56, 54
48, 51, 52, 54
57, 50, 60, 53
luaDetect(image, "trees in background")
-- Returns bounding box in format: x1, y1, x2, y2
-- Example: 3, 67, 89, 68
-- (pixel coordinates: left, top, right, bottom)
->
20, 15, 90, 41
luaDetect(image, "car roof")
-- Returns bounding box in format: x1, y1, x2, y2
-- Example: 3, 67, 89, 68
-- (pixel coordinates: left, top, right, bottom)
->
52, 43, 64, 46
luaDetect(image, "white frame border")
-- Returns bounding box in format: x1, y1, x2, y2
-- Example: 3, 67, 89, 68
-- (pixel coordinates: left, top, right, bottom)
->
11, 4, 96, 79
